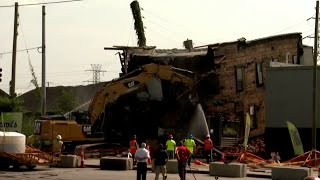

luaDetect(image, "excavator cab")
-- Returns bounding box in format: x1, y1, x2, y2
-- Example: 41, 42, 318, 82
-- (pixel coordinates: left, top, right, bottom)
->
32, 112, 104, 153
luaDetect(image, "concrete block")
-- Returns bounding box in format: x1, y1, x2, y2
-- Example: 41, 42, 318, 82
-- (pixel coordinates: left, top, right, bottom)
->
209, 162, 246, 177
242, 163, 247, 177
60, 155, 78, 168
271, 166, 311, 180
166, 160, 178, 174
75, 156, 81, 167
100, 156, 133, 170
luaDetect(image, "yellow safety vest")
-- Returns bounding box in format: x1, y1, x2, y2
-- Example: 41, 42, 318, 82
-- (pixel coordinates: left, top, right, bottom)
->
166, 140, 176, 151
184, 139, 195, 153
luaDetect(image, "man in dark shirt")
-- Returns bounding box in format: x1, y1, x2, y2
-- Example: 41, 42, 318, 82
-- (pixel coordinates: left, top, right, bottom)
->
153, 143, 168, 180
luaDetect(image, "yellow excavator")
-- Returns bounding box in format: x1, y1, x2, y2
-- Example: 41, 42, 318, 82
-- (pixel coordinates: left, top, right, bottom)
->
32, 63, 196, 155
32, 0, 206, 155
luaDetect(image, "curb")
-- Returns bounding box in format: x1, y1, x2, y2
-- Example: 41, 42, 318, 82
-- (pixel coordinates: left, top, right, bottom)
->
84, 164, 100, 168
87, 164, 271, 178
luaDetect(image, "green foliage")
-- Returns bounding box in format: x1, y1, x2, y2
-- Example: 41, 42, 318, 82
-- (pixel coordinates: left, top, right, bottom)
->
0, 96, 25, 112
223, 123, 239, 137
22, 112, 41, 137
56, 89, 78, 113
130, 0, 146, 47
28, 57, 41, 98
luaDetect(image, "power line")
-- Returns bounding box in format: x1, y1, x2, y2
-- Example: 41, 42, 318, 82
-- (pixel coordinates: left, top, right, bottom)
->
0, 47, 41, 56
143, 9, 206, 45
273, 14, 315, 35
0, 0, 84, 8
85, 64, 106, 84
18, 16, 41, 89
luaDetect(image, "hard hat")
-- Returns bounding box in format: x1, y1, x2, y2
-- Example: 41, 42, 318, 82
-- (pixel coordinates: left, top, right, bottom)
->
56, 135, 62, 140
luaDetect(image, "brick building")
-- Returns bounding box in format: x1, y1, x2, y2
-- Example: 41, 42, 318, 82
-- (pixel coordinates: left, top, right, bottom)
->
106, 32, 304, 144
203, 33, 304, 141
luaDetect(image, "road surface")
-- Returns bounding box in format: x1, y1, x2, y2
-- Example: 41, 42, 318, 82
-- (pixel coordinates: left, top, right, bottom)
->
0, 167, 271, 180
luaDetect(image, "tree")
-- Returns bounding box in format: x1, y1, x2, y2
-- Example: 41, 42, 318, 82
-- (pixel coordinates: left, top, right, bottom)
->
130, 0, 146, 47
0, 96, 25, 112
56, 89, 78, 113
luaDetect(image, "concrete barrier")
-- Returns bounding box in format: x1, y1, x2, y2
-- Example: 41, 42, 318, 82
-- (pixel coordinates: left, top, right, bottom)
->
100, 156, 133, 170
166, 160, 178, 174
209, 162, 246, 177
60, 155, 78, 168
75, 156, 81, 167
271, 166, 311, 180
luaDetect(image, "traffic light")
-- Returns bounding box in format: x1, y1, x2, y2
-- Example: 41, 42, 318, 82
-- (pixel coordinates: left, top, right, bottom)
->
0, 68, 2, 82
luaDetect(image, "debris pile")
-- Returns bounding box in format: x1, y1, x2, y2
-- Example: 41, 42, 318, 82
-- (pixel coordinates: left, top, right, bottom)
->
223, 137, 266, 158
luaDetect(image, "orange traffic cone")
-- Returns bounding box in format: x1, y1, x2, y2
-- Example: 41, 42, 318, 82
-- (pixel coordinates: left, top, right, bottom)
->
220, 153, 226, 163
80, 145, 85, 168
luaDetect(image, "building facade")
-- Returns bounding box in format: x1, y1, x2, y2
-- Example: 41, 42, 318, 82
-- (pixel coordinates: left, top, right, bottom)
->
109, 33, 305, 145
204, 33, 304, 140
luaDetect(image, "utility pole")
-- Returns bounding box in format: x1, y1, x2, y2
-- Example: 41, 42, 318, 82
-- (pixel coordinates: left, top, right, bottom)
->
85, 64, 106, 84
10, 2, 18, 97
41, 6, 46, 116
312, 0, 319, 155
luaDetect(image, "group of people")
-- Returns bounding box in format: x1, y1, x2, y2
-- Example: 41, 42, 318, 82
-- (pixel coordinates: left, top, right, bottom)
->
130, 133, 214, 180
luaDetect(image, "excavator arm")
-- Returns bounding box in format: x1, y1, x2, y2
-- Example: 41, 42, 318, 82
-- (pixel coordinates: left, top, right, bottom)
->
88, 63, 195, 124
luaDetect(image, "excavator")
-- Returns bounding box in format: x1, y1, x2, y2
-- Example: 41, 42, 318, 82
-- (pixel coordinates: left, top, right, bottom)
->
32, 0, 208, 155
32, 63, 198, 155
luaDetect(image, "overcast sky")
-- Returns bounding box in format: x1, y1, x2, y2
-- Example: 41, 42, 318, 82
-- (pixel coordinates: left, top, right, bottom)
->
0, 0, 316, 95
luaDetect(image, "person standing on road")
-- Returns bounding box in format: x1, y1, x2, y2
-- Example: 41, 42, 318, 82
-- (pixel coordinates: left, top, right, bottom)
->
153, 143, 168, 180
53, 135, 64, 158
184, 134, 196, 166
176, 141, 191, 180
135, 143, 150, 180
166, 134, 176, 159
204, 134, 213, 163
130, 135, 139, 165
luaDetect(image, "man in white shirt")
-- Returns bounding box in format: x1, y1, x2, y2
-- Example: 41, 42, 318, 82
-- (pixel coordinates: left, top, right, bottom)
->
135, 143, 150, 180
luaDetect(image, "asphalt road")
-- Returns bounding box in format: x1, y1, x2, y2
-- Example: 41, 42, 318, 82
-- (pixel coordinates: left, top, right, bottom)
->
0, 167, 271, 180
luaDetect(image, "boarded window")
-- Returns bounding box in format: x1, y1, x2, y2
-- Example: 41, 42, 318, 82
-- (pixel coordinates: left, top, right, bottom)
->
235, 66, 244, 92
256, 62, 263, 87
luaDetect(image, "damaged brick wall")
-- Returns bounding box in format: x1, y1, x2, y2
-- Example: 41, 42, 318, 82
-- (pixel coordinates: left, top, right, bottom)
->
206, 34, 303, 137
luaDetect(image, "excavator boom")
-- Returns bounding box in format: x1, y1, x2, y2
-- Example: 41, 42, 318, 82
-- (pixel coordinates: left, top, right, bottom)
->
88, 63, 195, 124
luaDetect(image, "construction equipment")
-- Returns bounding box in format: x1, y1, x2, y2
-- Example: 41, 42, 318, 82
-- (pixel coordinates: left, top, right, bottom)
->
88, 63, 196, 145
33, 113, 105, 153
0, 145, 57, 170
33, 63, 196, 154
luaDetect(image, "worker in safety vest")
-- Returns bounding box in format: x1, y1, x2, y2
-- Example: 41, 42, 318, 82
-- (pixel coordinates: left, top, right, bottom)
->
53, 135, 64, 158
204, 134, 213, 163
183, 134, 196, 166
130, 135, 139, 165
166, 134, 176, 159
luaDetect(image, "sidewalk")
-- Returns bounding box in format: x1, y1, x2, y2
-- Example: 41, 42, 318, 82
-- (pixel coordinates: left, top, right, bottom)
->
84, 158, 272, 178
